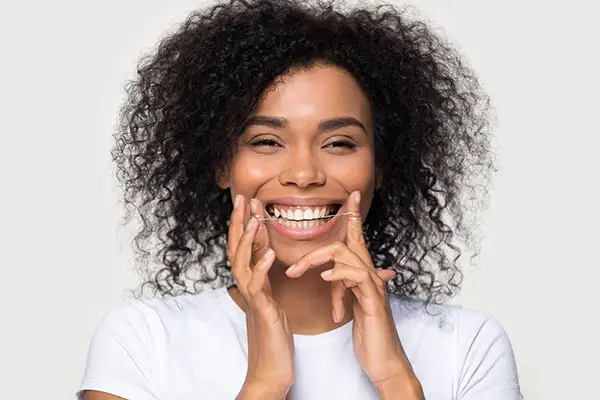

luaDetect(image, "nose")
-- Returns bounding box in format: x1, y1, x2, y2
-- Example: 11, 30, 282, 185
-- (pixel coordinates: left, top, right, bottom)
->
278, 146, 326, 188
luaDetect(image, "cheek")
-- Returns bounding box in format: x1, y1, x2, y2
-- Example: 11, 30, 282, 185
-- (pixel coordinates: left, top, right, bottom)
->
332, 163, 372, 187
327, 153, 375, 190
325, 155, 376, 216
230, 154, 274, 195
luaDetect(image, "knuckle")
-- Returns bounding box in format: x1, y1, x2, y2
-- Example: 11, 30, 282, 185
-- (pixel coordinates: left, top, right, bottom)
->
238, 229, 250, 242
238, 233, 253, 248
247, 281, 261, 297
332, 241, 345, 251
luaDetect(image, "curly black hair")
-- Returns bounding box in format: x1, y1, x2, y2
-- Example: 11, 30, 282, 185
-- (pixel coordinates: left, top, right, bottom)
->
113, 0, 495, 305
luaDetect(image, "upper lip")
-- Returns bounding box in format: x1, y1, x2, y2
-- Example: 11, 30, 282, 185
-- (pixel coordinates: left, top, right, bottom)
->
264, 197, 344, 207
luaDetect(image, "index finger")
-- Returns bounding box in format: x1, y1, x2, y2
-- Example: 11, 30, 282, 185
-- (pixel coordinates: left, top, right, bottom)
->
227, 194, 250, 261
250, 198, 270, 262
346, 190, 373, 267
286, 241, 363, 278
231, 216, 261, 290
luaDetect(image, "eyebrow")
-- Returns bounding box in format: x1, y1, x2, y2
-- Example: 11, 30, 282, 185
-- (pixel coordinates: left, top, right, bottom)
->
243, 115, 367, 135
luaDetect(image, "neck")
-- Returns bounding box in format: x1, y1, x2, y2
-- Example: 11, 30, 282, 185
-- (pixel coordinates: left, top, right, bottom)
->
228, 260, 354, 335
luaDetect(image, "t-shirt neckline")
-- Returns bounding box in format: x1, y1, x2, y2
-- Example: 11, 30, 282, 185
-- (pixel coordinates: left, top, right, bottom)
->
215, 285, 353, 348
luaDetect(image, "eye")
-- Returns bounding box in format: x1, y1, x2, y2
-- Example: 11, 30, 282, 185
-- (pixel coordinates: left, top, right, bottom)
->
250, 138, 282, 148
324, 140, 358, 150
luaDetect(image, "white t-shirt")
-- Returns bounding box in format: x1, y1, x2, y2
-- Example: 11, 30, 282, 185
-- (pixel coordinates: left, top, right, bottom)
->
78, 286, 523, 399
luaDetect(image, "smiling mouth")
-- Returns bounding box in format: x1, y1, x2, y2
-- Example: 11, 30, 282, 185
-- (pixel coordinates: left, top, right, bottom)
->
265, 203, 341, 229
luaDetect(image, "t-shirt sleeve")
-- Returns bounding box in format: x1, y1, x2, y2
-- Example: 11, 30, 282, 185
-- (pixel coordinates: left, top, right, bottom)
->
77, 303, 164, 400
456, 315, 524, 399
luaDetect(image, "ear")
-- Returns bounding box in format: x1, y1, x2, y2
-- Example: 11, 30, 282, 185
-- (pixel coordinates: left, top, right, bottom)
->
216, 165, 230, 190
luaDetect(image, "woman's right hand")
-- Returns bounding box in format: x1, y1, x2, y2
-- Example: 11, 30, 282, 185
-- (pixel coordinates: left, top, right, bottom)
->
228, 194, 295, 399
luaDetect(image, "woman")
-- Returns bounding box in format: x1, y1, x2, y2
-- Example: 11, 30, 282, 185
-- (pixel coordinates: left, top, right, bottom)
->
79, 0, 523, 398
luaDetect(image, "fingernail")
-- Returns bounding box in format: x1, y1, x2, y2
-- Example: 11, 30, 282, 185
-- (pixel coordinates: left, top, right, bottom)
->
234, 194, 241, 209
321, 269, 333, 277
286, 264, 296, 275
354, 191, 361, 205
250, 198, 257, 215
265, 249, 275, 259
246, 217, 256, 231
333, 309, 338, 323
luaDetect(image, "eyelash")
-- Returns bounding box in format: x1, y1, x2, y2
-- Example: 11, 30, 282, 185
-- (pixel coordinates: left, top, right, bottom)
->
250, 139, 357, 150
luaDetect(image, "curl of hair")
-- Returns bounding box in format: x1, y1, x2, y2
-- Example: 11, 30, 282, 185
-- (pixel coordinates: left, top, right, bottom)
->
113, 0, 495, 306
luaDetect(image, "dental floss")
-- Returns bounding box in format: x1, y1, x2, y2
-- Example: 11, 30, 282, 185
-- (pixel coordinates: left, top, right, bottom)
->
253, 211, 366, 234
254, 211, 360, 221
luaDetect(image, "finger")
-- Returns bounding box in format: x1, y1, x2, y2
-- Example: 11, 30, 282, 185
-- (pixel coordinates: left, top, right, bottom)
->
321, 263, 380, 300
376, 269, 396, 282
346, 190, 372, 267
330, 277, 347, 323
246, 248, 276, 309
374, 269, 396, 296
243, 196, 251, 229
286, 241, 361, 278
227, 194, 245, 262
241, 199, 252, 258
231, 216, 260, 289
250, 198, 270, 261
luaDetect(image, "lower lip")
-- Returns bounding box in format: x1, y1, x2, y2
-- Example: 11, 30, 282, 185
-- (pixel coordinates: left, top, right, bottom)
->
267, 208, 343, 240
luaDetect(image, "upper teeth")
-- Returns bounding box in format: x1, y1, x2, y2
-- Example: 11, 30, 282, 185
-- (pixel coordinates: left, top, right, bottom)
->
270, 206, 333, 220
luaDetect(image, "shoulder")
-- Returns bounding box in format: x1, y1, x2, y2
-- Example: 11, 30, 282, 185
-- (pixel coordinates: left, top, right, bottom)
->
388, 294, 511, 343
387, 294, 517, 370
388, 295, 522, 399
78, 287, 233, 399
93, 286, 228, 339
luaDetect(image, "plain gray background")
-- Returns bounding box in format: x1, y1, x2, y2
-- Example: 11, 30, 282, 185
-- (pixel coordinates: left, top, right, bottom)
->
1, 0, 598, 398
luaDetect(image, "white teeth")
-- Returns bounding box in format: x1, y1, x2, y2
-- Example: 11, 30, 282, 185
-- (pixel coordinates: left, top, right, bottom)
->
275, 218, 326, 229
303, 209, 313, 220
269, 205, 337, 222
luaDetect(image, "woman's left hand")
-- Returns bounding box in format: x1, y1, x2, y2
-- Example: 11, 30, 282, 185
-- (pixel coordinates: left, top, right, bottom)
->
285, 191, 424, 399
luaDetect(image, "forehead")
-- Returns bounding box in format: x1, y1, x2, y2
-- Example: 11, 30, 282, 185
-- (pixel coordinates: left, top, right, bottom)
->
253, 64, 372, 129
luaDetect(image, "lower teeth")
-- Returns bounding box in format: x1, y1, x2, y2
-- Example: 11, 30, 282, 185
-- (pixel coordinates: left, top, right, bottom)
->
276, 219, 328, 229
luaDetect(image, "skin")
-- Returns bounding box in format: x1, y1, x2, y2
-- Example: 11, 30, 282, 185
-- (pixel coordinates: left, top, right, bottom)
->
221, 64, 378, 334
83, 392, 124, 400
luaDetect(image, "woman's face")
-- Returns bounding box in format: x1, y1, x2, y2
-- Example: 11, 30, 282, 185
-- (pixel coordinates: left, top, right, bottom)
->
222, 64, 376, 265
